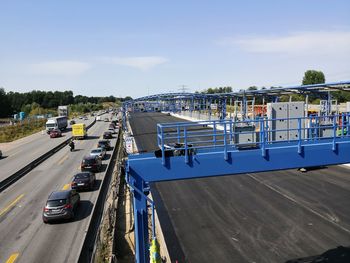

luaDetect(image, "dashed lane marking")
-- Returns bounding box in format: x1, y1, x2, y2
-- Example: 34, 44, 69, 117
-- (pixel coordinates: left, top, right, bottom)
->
0, 194, 24, 217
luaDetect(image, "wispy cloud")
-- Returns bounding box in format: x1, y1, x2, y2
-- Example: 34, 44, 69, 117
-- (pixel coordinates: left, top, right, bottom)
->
99, 56, 168, 70
28, 61, 91, 76
219, 31, 350, 56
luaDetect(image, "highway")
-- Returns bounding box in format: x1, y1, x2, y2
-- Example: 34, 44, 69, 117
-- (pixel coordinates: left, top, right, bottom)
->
0, 115, 116, 263
0, 117, 94, 182
129, 112, 350, 263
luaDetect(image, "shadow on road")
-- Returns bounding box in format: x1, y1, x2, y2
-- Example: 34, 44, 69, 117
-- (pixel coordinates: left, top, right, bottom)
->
99, 164, 108, 173
104, 153, 111, 160
84, 135, 100, 140
286, 246, 350, 263
75, 200, 94, 221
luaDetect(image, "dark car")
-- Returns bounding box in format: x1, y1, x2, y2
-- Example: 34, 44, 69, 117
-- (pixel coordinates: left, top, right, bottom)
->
108, 127, 117, 134
71, 172, 96, 191
50, 129, 62, 138
81, 155, 102, 172
97, 139, 112, 151
103, 131, 113, 139
69, 120, 76, 125
42, 190, 80, 223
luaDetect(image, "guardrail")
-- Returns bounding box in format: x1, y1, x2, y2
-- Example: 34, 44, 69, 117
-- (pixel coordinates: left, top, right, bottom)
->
156, 113, 350, 165
0, 118, 96, 192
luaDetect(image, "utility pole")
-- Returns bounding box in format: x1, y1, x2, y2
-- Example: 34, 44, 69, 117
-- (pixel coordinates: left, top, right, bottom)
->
178, 85, 188, 93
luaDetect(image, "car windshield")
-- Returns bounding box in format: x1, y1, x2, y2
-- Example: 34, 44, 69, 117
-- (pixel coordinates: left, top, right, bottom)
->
47, 199, 67, 207
75, 173, 90, 179
46, 124, 56, 128
91, 149, 101, 153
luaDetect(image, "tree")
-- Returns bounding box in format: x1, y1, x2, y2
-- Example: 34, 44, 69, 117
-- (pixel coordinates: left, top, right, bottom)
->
302, 70, 325, 85
0, 87, 12, 117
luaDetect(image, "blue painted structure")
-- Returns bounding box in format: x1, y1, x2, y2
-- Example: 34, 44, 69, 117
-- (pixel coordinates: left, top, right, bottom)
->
122, 81, 350, 126
125, 81, 350, 263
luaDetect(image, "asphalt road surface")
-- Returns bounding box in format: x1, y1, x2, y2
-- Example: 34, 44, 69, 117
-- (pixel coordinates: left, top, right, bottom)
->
129, 112, 350, 263
0, 117, 94, 182
0, 115, 117, 263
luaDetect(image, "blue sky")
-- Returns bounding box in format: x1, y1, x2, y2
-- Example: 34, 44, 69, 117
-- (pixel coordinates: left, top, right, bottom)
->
1, 0, 349, 98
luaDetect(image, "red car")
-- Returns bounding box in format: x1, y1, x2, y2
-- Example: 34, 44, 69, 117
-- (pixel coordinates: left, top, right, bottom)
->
50, 129, 62, 138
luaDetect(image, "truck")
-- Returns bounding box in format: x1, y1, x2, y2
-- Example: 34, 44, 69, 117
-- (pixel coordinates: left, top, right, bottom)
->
58, 106, 69, 117
72, 123, 87, 139
46, 116, 68, 133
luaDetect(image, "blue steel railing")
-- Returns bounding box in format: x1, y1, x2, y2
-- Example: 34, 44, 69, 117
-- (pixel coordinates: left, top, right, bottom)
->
156, 113, 350, 165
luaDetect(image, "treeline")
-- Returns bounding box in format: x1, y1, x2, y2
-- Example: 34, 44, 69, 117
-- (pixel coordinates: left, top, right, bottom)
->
197, 87, 233, 94
0, 88, 132, 117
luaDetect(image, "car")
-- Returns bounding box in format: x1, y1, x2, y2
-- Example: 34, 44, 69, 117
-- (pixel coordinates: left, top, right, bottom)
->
97, 139, 112, 151
104, 118, 109, 122
42, 190, 80, 223
81, 155, 102, 172
78, 116, 83, 119
90, 147, 106, 159
108, 127, 117, 134
69, 120, 76, 125
111, 120, 118, 125
103, 131, 113, 139
71, 172, 96, 191
109, 123, 116, 129
83, 116, 88, 120
49, 129, 62, 138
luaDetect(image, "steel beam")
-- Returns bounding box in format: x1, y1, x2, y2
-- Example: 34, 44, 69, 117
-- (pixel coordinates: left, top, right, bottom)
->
127, 139, 350, 183
129, 174, 149, 263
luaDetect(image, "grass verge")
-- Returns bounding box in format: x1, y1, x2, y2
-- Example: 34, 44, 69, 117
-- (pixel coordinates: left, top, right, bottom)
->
0, 119, 46, 143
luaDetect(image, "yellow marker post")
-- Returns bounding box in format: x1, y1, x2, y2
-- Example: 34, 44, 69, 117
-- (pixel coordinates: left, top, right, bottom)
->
0, 194, 24, 217
6, 253, 19, 263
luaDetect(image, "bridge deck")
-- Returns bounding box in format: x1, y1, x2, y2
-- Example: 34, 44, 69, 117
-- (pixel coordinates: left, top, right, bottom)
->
129, 112, 350, 263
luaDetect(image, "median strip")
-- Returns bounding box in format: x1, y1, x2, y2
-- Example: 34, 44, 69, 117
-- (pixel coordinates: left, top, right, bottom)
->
0, 194, 24, 217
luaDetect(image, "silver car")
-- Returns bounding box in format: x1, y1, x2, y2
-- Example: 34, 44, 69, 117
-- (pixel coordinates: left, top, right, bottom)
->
90, 147, 106, 159
43, 190, 80, 223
